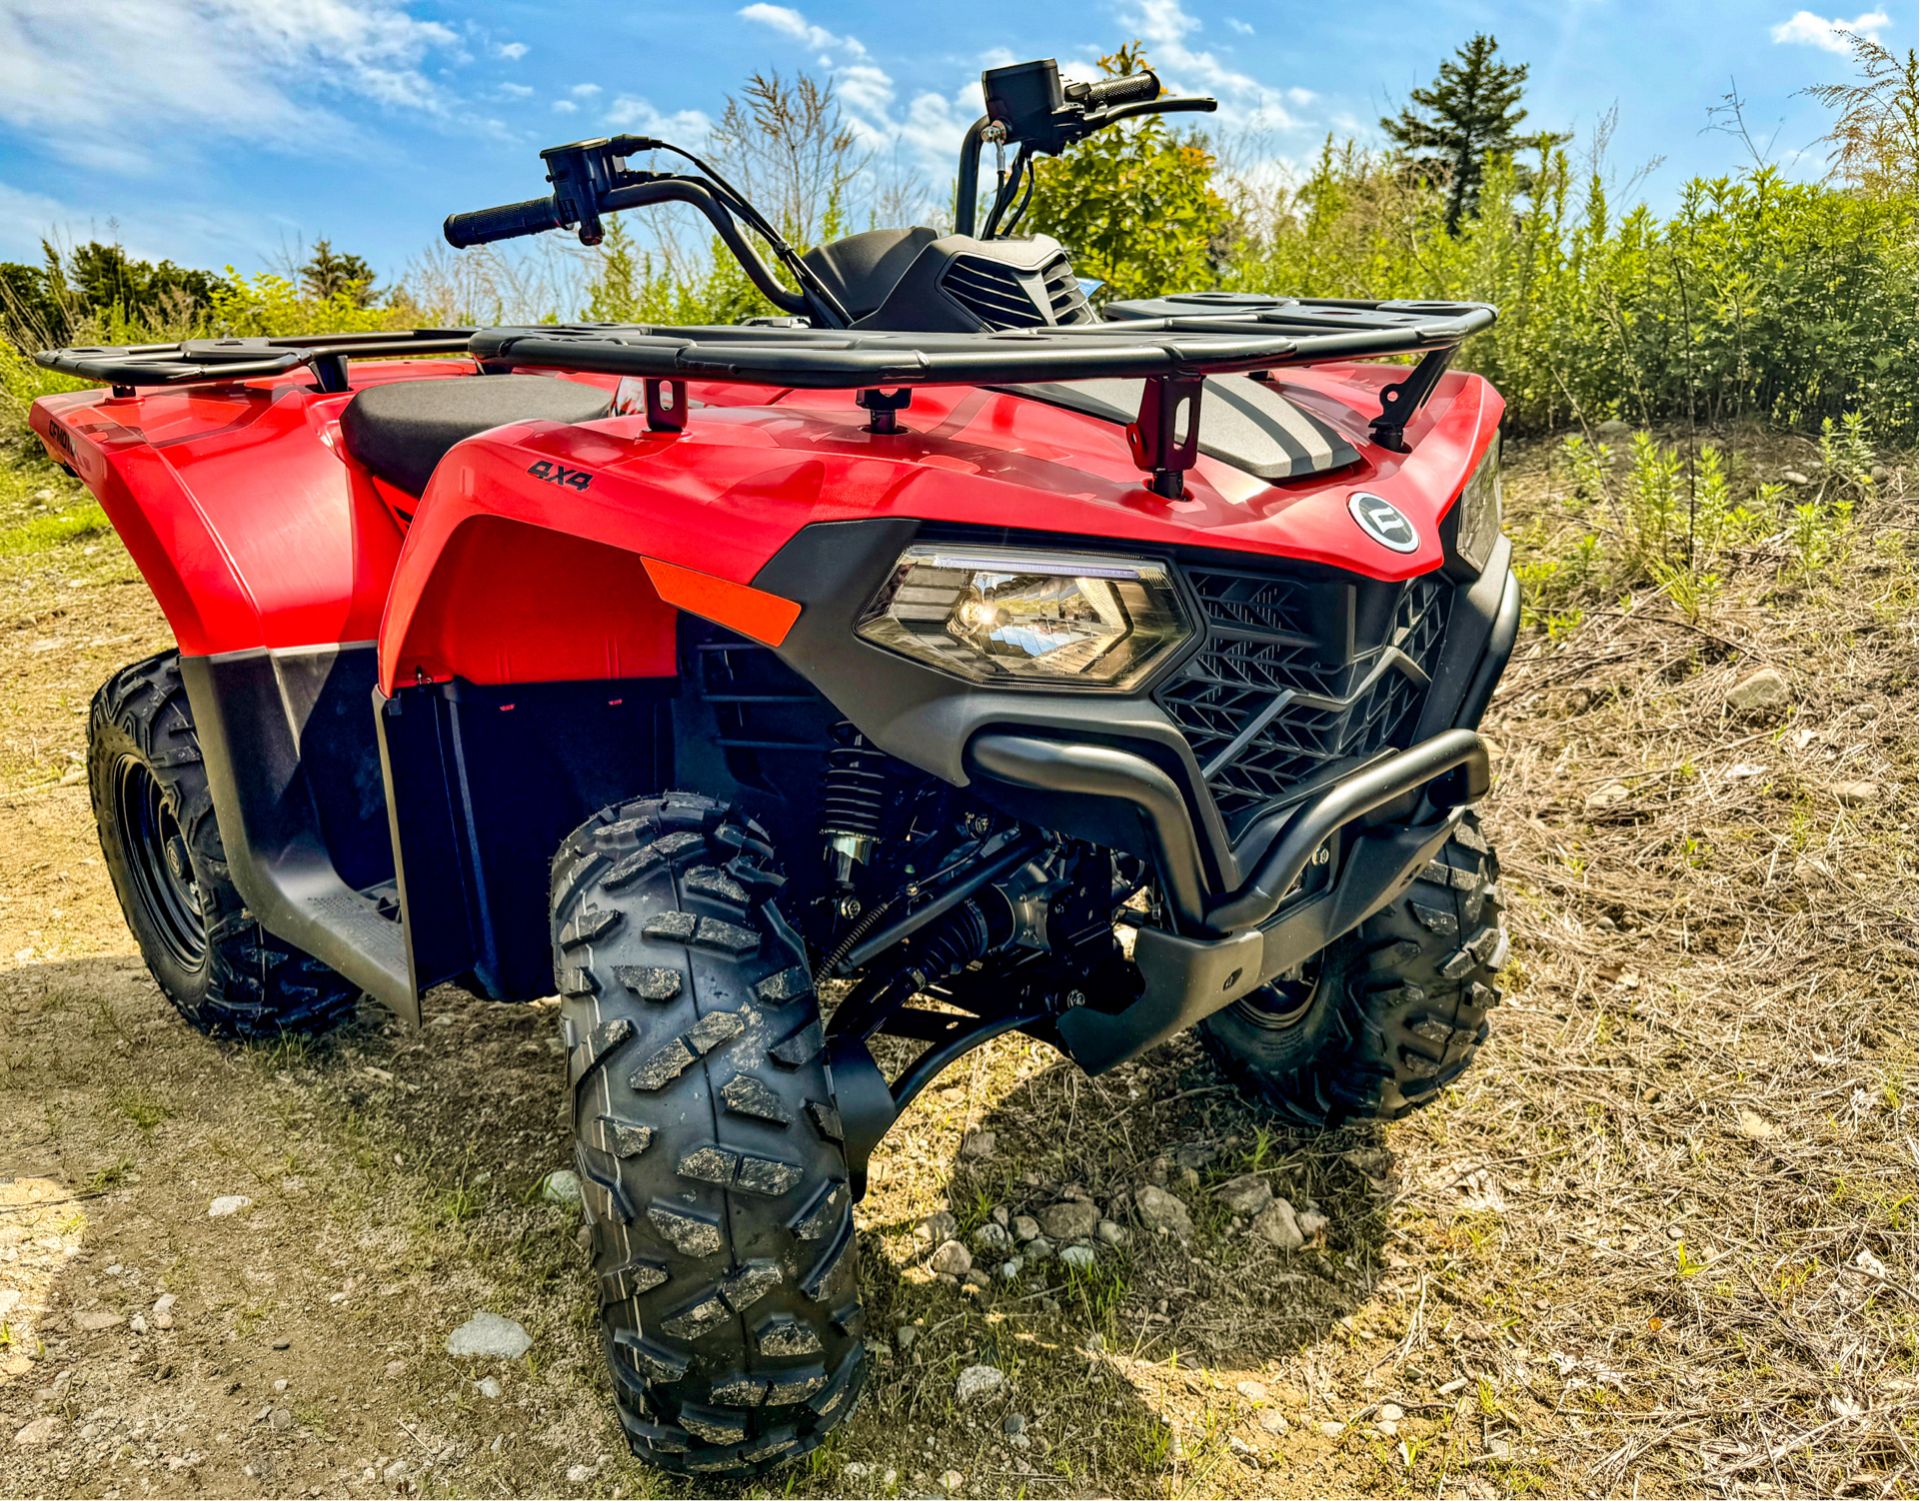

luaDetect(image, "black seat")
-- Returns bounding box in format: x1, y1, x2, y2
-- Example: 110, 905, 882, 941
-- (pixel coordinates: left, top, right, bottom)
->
338, 374, 612, 496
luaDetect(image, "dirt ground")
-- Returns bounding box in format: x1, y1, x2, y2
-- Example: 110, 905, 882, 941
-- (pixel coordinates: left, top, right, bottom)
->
0, 430, 1914, 1500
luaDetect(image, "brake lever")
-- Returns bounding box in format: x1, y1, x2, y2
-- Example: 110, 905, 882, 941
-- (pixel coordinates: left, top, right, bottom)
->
1083, 95, 1218, 131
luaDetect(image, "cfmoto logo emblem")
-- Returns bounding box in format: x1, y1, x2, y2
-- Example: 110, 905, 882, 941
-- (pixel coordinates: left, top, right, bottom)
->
1348, 492, 1419, 553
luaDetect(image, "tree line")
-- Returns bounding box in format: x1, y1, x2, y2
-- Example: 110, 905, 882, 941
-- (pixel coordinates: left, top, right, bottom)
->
3, 33, 1913, 441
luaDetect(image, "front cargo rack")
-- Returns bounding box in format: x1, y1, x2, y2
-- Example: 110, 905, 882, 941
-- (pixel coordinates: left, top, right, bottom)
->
40, 295, 1493, 493
472, 296, 1494, 491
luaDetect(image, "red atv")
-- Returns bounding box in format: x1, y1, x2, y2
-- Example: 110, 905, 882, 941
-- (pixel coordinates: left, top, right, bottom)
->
33, 60, 1511, 1477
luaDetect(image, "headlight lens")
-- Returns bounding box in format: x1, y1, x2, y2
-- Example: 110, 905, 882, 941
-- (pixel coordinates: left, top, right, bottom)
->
1450, 440, 1502, 572
855, 544, 1190, 688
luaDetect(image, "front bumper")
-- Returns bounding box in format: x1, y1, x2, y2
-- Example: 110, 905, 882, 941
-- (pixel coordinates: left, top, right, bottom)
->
752, 518, 1519, 1071
967, 726, 1490, 1072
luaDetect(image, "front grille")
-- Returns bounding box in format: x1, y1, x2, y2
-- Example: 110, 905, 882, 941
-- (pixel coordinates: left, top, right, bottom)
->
941, 252, 1091, 330
1157, 561, 1453, 826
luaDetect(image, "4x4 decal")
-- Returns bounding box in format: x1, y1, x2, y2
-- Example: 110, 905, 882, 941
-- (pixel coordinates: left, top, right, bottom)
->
526, 459, 592, 491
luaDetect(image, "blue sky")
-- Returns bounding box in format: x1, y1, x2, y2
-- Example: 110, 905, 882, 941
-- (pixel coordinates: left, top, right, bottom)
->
0, 0, 1903, 282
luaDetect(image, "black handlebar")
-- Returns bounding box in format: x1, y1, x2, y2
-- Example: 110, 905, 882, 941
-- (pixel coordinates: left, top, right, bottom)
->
444, 196, 564, 249
1081, 71, 1161, 109
955, 61, 1216, 236
440, 57, 1212, 313
440, 137, 840, 321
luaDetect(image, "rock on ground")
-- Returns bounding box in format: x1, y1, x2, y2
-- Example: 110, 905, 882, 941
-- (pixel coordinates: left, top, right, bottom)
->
207, 1195, 252, 1218
928, 1239, 972, 1276
1585, 780, 1632, 812
539, 1169, 583, 1208
960, 1130, 996, 1159
1215, 1174, 1273, 1217
1040, 1200, 1099, 1242
1058, 1245, 1097, 1271
1727, 667, 1791, 715
971, 1221, 1013, 1254
445, 1312, 532, 1360
1253, 1198, 1304, 1250
954, 1364, 1006, 1405
13, 1415, 62, 1448
1133, 1184, 1193, 1240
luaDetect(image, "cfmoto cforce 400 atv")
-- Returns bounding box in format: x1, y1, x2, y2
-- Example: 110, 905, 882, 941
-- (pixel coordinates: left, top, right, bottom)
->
34, 59, 1513, 1478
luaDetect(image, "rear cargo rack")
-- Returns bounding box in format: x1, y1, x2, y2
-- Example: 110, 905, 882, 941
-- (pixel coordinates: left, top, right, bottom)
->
35, 330, 475, 395
40, 295, 1492, 493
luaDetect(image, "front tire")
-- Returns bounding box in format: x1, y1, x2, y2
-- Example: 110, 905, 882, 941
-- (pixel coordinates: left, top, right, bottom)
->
88, 652, 361, 1039
1200, 814, 1507, 1126
551, 792, 866, 1478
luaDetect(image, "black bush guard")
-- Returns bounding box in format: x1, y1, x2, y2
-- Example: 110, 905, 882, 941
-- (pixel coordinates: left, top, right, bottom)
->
826, 727, 1489, 1190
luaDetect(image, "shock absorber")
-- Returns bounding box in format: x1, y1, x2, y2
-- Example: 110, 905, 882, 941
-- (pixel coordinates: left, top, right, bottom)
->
820, 726, 889, 892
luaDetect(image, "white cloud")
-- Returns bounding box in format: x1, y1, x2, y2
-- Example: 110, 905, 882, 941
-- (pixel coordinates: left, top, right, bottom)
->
736, 2, 898, 148
1769, 7, 1889, 51
1119, 0, 1305, 134
570, 82, 601, 98
604, 96, 714, 142
494, 39, 528, 60
497, 81, 533, 99
553, 99, 577, 114
738, 3, 869, 58
1226, 16, 1253, 34
0, 179, 75, 259
0, 176, 282, 269
0, 0, 469, 168
734, 1, 991, 183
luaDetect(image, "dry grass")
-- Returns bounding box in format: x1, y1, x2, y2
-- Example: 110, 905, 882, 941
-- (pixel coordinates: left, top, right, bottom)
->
0, 426, 1912, 1499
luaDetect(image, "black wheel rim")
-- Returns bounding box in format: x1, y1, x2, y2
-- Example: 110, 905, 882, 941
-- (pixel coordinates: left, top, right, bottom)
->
1229, 958, 1324, 1031
114, 755, 207, 970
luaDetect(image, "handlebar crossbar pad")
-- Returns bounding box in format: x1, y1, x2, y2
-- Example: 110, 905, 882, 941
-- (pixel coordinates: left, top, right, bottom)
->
443, 196, 563, 248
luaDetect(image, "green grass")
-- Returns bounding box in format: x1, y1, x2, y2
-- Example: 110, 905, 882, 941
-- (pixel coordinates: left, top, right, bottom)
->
0, 501, 109, 555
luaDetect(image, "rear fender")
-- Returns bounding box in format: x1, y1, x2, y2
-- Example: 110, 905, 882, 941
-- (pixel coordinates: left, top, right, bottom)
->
29, 378, 427, 653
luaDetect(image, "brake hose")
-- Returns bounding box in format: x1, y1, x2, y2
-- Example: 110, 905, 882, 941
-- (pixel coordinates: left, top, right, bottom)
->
636, 140, 848, 325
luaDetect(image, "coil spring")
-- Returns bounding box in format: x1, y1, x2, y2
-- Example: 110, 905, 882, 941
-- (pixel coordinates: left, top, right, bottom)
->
820, 731, 890, 840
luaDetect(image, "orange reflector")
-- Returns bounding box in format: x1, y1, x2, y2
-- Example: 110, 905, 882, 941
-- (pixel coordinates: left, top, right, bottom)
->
642, 556, 801, 648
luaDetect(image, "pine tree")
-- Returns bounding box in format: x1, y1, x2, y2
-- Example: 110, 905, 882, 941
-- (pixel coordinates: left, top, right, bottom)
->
1382, 34, 1562, 233
300, 239, 379, 307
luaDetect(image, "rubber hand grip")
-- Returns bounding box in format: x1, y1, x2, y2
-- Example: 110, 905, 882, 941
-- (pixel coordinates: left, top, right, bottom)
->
443, 197, 563, 248
1085, 71, 1159, 108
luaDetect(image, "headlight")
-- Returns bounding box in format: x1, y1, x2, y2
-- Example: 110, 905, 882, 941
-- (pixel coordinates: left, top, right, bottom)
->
1450, 439, 1502, 572
855, 544, 1191, 688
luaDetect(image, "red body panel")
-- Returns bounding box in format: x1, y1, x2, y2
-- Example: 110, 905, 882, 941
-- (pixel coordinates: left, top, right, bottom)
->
32, 356, 1501, 692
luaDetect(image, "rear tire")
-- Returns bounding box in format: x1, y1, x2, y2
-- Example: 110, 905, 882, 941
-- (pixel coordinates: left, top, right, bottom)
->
1200, 814, 1507, 1126
88, 652, 361, 1039
551, 792, 866, 1478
